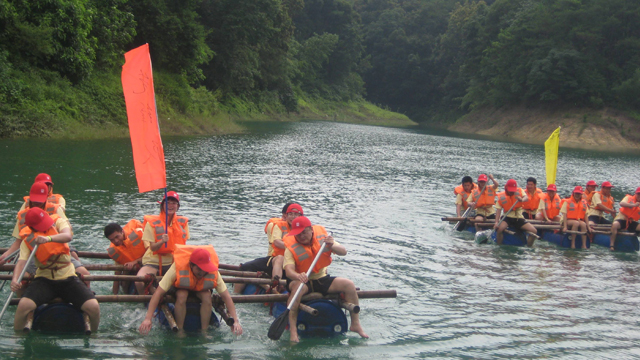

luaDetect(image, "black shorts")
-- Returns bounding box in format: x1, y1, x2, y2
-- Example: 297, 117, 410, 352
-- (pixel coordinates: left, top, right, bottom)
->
287, 275, 336, 296
475, 214, 496, 220
23, 276, 95, 309
504, 217, 528, 231
616, 219, 640, 232
144, 264, 172, 275
522, 211, 537, 220
588, 215, 611, 225
239, 256, 273, 274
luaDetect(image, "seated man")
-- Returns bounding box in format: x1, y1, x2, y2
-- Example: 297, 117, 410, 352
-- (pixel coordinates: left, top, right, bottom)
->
234, 203, 301, 294
283, 216, 368, 342
104, 220, 145, 294
535, 184, 563, 222
139, 245, 242, 336
11, 208, 100, 332
560, 186, 589, 249
455, 176, 477, 217
585, 180, 598, 206
467, 174, 499, 232
587, 181, 616, 227
494, 179, 538, 247
522, 177, 543, 220
610, 187, 640, 251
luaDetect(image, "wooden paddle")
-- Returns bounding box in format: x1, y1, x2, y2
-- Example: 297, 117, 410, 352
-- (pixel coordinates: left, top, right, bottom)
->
0, 244, 38, 322
476, 200, 520, 244
267, 242, 328, 340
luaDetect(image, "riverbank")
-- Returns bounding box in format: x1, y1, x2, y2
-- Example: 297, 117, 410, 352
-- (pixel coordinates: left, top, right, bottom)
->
0, 69, 414, 139
445, 106, 640, 151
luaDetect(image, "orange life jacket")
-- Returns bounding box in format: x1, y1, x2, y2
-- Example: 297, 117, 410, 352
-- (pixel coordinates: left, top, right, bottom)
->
264, 217, 282, 233
496, 189, 524, 212
19, 215, 71, 266
17, 202, 63, 233
454, 183, 478, 196
283, 225, 332, 274
268, 219, 290, 257
471, 186, 496, 207
585, 190, 595, 206
593, 191, 614, 212
107, 219, 146, 264
620, 195, 640, 221
173, 245, 219, 291
540, 193, 561, 218
522, 188, 543, 211
143, 214, 188, 255
23, 193, 64, 207
564, 196, 588, 221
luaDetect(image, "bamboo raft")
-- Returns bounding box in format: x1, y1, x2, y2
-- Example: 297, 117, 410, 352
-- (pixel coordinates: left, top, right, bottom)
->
0, 249, 397, 335
442, 217, 640, 251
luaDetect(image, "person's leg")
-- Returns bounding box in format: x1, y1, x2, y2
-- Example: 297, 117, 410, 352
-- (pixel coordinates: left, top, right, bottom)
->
195, 290, 212, 332
610, 221, 621, 250
14, 298, 37, 331
579, 221, 588, 249
286, 280, 308, 342
521, 222, 538, 247
135, 265, 158, 295
567, 220, 580, 249
174, 289, 189, 330
80, 299, 101, 332
326, 277, 369, 338
496, 221, 508, 245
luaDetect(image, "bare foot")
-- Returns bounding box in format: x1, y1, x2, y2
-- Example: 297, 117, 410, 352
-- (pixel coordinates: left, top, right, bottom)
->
350, 324, 369, 338
290, 333, 300, 342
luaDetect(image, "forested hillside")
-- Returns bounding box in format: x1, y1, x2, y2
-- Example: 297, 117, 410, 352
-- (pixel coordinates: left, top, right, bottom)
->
358, 0, 640, 123
1, 0, 639, 138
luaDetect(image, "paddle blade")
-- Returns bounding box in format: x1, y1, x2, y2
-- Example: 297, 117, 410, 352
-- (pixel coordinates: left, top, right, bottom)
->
475, 230, 492, 244
268, 309, 290, 340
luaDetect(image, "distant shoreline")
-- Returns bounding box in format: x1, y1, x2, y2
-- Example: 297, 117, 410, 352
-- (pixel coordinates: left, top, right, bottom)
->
445, 106, 640, 152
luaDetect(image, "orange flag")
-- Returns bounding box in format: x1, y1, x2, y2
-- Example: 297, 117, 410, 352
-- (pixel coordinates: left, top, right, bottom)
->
121, 44, 167, 193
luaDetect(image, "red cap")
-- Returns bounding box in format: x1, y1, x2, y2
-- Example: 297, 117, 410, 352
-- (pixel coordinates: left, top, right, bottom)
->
286, 203, 303, 215
635, 187, 640, 194
601, 181, 613, 188
34, 173, 53, 185
30, 182, 49, 203
189, 248, 218, 273
161, 191, 180, 204
288, 216, 312, 236
586, 180, 598, 186
25, 207, 54, 232
505, 179, 518, 192
477, 174, 488, 182
573, 186, 584, 194
547, 184, 557, 191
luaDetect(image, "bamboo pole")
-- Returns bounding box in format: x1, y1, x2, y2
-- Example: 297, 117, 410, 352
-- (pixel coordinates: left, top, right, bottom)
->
160, 305, 178, 332
211, 295, 234, 327
592, 230, 637, 236
7, 290, 397, 306
83, 312, 92, 335
0, 264, 262, 278
23, 311, 33, 332
299, 303, 319, 316
339, 301, 360, 314
0, 274, 285, 285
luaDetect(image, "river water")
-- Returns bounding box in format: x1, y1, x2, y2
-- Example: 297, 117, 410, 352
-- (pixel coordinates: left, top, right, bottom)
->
0, 121, 639, 359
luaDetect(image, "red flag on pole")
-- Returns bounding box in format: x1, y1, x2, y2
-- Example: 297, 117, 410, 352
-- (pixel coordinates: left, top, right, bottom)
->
121, 44, 167, 193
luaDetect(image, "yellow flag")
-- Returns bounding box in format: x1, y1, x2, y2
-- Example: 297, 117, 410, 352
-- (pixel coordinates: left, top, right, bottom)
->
545, 127, 561, 186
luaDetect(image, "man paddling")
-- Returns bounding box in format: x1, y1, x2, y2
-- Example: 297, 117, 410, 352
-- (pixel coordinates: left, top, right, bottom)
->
609, 187, 640, 251
104, 220, 145, 294
535, 184, 562, 222
21, 173, 66, 210
560, 186, 589, 249
135, 191, 189, 295
467, 174, 499, 232
522, 177, 543, 220
234, 203, 300, 294
585, 180, 598, 206
283, 216, 368, 342
139, 245, 242, 335
455, 176, 477, 217
11, 208, 100, 332
494, 179, 538, 247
